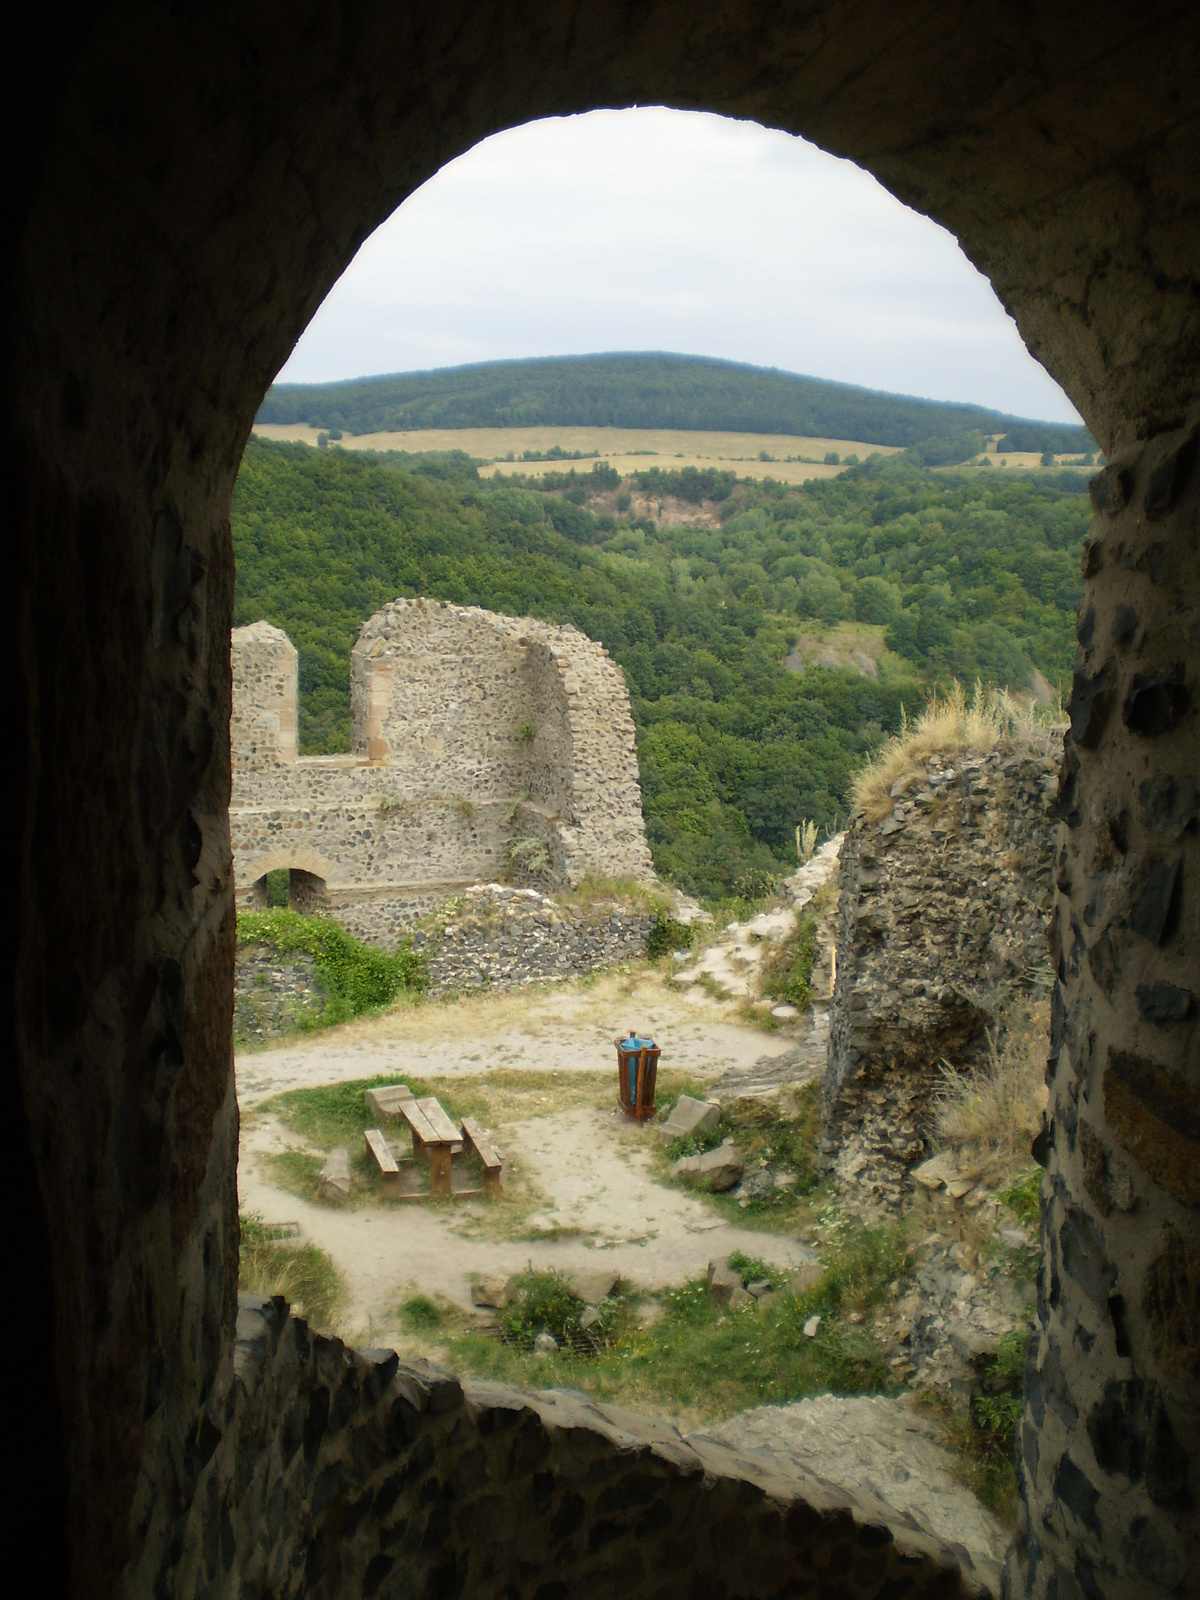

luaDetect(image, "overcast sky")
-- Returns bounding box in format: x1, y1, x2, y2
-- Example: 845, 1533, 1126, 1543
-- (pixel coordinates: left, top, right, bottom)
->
279, 108, 1080, 425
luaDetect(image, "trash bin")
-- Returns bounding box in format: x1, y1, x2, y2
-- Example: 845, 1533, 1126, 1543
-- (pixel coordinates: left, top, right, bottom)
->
615, 1032, 660, 1123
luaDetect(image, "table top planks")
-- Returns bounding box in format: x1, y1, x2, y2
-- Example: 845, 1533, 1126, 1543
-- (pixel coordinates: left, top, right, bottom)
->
396, 1098, 441, 1145
416, 1097, 460, 1145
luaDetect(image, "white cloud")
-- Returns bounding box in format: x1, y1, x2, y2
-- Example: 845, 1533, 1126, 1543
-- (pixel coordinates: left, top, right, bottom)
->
278, 108, 1082, 424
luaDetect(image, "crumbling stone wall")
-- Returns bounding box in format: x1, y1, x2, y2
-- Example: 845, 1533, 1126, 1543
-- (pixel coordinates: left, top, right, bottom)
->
230, 600, 654, 938
823, 744, 1059, 1204
125, 1291, 993, 1600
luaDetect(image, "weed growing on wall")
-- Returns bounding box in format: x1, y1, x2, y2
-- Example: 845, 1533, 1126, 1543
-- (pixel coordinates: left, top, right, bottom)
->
925, 1323, 1031, 1522
237, 908, 424, 1027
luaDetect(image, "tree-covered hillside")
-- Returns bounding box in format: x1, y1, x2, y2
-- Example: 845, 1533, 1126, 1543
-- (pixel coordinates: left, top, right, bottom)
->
259, 352, 1094, 458
232, 438, 1086, 899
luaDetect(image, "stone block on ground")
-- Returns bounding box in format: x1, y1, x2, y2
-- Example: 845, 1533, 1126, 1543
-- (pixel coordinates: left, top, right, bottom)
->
657, 1092, 721, 1145
788, 1262, 825, 1296
671, 1141, 744, 1192
471, 1273, 515, 1309
912, 1151, 960, 1191
728, 1285, 756, 1310
365, 1084, 415, 1121
707, 1260, 743, 1308
565, 1267, 619, 1305
319, 1147, 351, 1199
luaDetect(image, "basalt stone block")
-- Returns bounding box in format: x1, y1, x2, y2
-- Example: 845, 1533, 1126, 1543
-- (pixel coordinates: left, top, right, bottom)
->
1111, 604, 1140, 647
1089, 466, 1132, 517
1143, 1227, 1200, 1382
1086, 1378, 1192, 1508
1105, 1051, 1200, 1209
1123, 667, 1191, 738
1068, 661, 1115, 748
1143, 431, 1199, 519
1139, 774, 1199, 834
1127, 857, 1182, 947
1136, 981, 1194, 1022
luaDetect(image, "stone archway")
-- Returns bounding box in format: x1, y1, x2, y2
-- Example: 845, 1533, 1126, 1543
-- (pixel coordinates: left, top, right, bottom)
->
6, 5, 1199, 1598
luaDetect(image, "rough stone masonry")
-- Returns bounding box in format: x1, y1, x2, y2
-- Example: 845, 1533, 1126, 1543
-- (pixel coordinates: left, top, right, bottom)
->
230, 599, 655, 942
823, 741, 1060, 1204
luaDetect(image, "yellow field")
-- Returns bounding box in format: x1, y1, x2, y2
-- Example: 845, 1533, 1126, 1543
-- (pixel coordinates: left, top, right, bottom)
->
253, 422, 895, 484
252, 423, 1087, 480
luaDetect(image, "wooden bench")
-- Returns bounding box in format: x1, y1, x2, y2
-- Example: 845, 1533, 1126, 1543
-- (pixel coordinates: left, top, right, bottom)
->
460, 1116, 503, 1195
364, 1128, 401, 1199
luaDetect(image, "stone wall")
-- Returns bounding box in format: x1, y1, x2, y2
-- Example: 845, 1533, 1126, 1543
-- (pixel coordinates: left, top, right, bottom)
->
126, 1290, 990, 1600
230, 600, 655, 939
822, 743, 1059, 1205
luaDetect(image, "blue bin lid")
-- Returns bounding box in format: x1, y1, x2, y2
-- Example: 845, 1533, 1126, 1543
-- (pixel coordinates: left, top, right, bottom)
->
620, 1036, 656, 1051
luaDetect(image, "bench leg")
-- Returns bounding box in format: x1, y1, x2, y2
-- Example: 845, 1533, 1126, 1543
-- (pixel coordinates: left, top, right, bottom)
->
429, 1147, 452, 1196
381, 1172, 400, 1200
482, 1169, 501, 1196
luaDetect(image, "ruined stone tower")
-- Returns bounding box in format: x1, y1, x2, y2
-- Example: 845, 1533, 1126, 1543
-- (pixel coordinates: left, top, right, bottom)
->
229, 598, 655, 940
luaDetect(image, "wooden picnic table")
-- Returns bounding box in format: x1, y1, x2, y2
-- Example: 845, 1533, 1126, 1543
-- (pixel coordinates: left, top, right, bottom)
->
362, 1084, 503, 1199
396, 1095, 459, 1194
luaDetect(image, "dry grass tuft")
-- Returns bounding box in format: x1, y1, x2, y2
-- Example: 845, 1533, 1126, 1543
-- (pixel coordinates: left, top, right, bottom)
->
853, 681, 1057, 822
935, 1004, 1050, 1189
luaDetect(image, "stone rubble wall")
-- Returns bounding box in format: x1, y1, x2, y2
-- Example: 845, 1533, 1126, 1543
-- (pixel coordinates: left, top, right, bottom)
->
822, 742, 1059, 1204
229, 601, 655, 940
131, 1290, 990, 1600
414, 884, 654, 995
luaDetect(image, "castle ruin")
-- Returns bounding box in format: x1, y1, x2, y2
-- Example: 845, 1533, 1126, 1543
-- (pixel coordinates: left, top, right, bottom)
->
230, 598, 655, 942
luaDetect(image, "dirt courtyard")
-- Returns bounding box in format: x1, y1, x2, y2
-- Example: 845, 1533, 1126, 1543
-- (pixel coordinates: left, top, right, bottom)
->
236, 972, 821, 1348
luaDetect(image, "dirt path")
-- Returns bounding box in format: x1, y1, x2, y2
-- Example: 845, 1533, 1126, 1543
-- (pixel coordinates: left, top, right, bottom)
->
237, 973, 818, 1346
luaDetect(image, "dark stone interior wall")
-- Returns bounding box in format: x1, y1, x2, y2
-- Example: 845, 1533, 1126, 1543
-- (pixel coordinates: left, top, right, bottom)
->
4, 4, 1199, 1597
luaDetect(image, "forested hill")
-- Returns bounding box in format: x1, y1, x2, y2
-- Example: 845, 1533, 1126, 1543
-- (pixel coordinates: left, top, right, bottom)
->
232, 437, 1087, 900
258, 352, 1094, 457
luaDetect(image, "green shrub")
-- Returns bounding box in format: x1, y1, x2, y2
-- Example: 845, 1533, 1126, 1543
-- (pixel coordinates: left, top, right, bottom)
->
501, 1270, 584, 1344
1000, 1166, 1042, 1227
400, 1293, 444, 1331
237, 908, 424, 1021
648, 914, 695, 958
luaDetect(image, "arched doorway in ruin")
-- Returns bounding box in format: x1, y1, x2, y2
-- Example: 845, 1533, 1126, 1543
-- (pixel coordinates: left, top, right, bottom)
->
7, 7, 1200, 1598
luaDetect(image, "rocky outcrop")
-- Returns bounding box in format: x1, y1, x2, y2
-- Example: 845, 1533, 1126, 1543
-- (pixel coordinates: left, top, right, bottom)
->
822, 744, 1058, 1203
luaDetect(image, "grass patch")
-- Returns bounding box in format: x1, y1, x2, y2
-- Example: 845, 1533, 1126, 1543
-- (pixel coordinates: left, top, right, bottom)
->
399, 1293, 447, 1332
447, 1224, 909, 1423
1000, 1166, 1042, 1227
257, 1069, 609, 1229
924, 1325, 1030, 1524
238, 1213, 344, 1329
852, 681, 1058, 822
236, 908, 424, 1046
935, 1002, 1049, 1190
758, 912, 818, 1010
